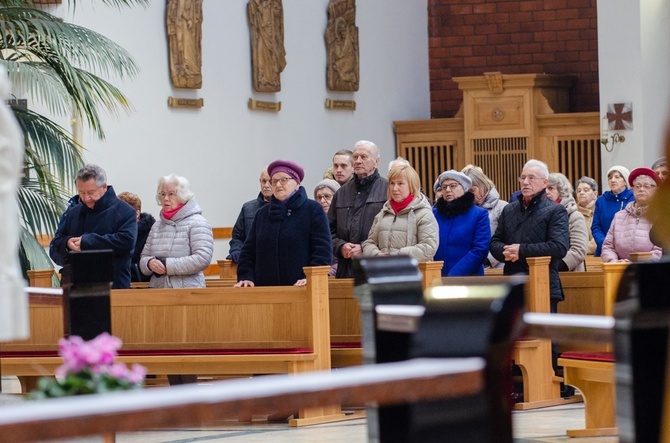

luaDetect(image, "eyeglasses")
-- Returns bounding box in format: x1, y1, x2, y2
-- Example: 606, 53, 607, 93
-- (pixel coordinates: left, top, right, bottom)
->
316, 194, 333, 201
270, 177, 294, 187
440, 183, 461, 192
634, 184, 657, 191
159, 192, 178, 199
518, 175, 543, 183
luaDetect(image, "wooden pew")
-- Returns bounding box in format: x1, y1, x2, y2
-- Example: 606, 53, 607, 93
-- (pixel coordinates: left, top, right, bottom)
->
555, 261, 631, 437
0, 358, 485, 443
4, 266, 358, 426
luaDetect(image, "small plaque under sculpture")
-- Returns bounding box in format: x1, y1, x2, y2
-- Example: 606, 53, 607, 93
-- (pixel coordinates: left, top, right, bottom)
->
325, 98, 356, 110
167, 97, 204, 109
248, 98, 281, 112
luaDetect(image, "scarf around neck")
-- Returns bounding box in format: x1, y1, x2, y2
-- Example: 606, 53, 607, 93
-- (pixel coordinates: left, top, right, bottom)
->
390, 194, 414, 214
162, 203, 185, 219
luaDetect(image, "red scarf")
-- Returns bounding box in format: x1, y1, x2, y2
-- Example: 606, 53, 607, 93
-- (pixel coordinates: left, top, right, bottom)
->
162, 203, 185, 220
390, 194, 414, 214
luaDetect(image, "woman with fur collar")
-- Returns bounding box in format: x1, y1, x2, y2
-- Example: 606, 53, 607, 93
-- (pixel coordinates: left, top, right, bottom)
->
433, 170, 491, 276
362, 164, 438, 261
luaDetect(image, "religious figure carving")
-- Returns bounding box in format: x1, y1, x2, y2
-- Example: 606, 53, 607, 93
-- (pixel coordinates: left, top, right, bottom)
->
0, 67, 28, 342
325, 0, 359, 91
167, 0, 203, 89
248, 0, 286, 93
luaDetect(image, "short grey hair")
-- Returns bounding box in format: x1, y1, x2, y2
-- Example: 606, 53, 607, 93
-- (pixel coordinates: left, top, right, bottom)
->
76, 164, 107, 187
575, 176, 598, 193
155, 174, 195, 205
523, 159, 549, 179
547, 172, 573, 200
353, 140, 379, 158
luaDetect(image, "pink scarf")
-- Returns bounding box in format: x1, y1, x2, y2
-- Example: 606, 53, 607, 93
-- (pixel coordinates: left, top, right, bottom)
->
162, 203, 185, 220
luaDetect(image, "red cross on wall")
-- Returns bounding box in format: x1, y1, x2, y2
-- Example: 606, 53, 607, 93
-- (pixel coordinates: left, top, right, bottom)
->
607, 103, 633, 130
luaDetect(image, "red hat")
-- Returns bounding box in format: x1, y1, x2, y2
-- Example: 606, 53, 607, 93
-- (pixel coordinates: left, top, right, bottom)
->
628, 167, 661, 186
267, 159, 305, 184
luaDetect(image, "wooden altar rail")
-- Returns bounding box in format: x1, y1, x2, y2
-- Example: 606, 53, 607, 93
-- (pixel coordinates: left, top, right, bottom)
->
6, 266, 361, 427
0, 358, 485, 443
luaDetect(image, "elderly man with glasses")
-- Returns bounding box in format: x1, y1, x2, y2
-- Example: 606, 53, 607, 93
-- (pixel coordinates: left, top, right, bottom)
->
489, 159, 570, 400
490, 159, 569, 311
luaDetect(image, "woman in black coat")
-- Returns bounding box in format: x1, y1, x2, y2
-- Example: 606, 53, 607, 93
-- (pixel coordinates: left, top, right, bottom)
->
118, 192, 155, 283
235, 160, 332, 287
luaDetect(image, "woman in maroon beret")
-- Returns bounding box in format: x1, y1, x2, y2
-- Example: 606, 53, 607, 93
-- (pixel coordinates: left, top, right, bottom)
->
235, 159, 332, 286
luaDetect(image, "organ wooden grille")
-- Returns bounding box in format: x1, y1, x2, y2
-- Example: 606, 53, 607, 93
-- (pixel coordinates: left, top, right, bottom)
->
398, 143, 457, 201
556, 137, 602, 191
472, 137, 527, 201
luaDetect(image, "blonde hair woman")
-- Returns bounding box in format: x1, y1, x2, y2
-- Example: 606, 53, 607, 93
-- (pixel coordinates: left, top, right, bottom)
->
362, 164, 438, 261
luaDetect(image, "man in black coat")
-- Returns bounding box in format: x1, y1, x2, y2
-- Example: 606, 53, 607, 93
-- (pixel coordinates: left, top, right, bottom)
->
328, 140, 388, 278
226, 168, 272, 263
490, 159, 569, 309
49, 164, 137, 289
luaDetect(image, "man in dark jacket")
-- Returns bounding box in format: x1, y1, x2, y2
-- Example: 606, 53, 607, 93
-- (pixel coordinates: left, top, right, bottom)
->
227, 168, 272, 263
49, 164, 137, 289
490, 159, 569, 308
328, 140, 388, 278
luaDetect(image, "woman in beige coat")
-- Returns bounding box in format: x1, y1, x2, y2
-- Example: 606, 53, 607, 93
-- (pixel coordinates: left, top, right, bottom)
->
547, 173, 588, 271
575, 176, 598, 255
362, 164, 438, 261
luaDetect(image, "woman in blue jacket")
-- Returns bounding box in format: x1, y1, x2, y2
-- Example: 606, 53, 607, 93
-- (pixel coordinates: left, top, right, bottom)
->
433, 170, 490, 276
591, 165, 635, 256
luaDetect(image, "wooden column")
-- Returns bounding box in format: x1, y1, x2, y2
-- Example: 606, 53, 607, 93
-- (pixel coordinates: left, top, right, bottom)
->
27, 269, 55, 288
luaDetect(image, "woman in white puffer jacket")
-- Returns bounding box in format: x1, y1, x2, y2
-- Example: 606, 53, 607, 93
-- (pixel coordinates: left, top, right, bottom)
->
139, 174, 214, 288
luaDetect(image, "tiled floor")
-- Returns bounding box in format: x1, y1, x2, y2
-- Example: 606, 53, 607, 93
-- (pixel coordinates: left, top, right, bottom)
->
2, 377, 619, 443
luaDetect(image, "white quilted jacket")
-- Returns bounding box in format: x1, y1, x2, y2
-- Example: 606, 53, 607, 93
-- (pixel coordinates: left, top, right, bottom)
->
139, 198, 214, 288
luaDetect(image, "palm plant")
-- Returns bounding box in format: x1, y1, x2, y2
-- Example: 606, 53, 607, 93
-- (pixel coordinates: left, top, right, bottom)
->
0, 0, 148, 275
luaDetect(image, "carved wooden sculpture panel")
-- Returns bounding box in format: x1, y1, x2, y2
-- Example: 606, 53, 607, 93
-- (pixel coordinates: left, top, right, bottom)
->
326, 0, 359, 91
248, 0, 286, 93
167, 0, 203, 89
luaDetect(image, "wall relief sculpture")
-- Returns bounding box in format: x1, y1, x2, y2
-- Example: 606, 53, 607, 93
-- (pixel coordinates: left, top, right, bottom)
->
167, 0, 203, 89
325, 0, 359, 92
248, 0, 286, 93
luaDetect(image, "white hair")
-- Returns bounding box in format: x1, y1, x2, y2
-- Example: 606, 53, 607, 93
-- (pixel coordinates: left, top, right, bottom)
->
388, 156, 410, 171
353, 140, 379, 158
523, 159, 549, 179
155, 174, 195, 205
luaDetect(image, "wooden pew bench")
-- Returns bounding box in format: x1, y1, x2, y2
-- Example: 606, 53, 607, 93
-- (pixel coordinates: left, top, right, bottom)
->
2, 266, 353, 426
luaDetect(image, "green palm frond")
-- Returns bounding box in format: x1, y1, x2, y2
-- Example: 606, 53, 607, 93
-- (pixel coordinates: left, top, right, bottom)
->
0, 6, 139, 138
17, 178, 68, 237
12, 106, 84, 189
1, 0, 144, 273
19, 227, 56, 276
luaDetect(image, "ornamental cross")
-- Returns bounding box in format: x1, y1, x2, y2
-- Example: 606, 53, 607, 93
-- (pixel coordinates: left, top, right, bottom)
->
607, 103, 633, 130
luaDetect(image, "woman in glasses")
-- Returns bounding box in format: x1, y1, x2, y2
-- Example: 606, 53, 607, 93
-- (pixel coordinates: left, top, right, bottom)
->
235, 160, 332, 287
362, 164, 438, 261
314, 179, 340, 276
139, 173, 214, 386
601, 167, 662, 262
139, 174, 213, 289
432, 170, 491, 276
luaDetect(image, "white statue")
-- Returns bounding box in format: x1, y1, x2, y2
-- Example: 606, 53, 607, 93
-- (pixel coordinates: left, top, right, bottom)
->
0, 67, 28, 341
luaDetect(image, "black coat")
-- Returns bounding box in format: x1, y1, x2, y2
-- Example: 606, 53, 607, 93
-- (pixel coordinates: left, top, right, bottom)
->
237, 187, 332, 286
131, 212, 155, 282
49, 185, 137, 289
328, 169, 388, 278
227, 193, 268, 262
490, 189, 569, 300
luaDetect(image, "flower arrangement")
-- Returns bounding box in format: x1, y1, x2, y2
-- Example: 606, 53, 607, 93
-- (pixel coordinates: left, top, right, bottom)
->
28, 332, 146, 399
